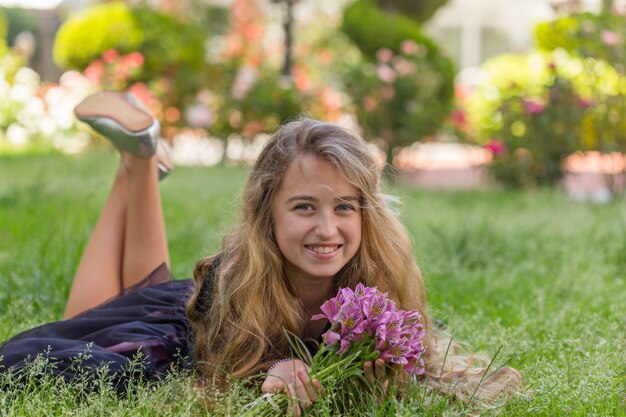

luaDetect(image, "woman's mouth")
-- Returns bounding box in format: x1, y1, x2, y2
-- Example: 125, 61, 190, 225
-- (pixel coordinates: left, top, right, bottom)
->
305, 244, 341, 258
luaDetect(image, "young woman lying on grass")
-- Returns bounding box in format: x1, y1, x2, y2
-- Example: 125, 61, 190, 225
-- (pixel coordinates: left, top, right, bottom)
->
0, 91, 521, 414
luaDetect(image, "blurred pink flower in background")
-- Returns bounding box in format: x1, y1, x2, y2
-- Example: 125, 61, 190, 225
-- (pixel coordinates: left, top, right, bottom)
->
376, 64, 396, 83
124, 52, 145, 68
102, 49, 119, 64
484, 139, 507, 156
522, 99, 546, 115
293, 66, 313, 92
576, 96, 594, 109
601, 30, 622, 46
451, 109, 467, 130
393, 57, 417, 76
320, 86, 343, 112
400, 39, 420, 55
375, 47, 394, 63
364, 96, 379, 112
83, 60, 104, 84
242, 120, 264, 138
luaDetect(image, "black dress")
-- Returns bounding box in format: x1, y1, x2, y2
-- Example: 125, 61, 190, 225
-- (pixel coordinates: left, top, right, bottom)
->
0, 264, 194, 393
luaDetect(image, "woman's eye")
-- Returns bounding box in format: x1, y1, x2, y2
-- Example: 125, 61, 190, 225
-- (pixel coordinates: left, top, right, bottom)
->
295, 203, 314, 211
336, 204, 355, 211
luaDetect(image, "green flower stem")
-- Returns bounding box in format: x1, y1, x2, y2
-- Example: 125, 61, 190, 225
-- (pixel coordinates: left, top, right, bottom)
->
245, 343, 382, 416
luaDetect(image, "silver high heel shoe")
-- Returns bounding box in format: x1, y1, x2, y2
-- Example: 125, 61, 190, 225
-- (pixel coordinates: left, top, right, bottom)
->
156, 141, 172, 180
74, 91, 160, 159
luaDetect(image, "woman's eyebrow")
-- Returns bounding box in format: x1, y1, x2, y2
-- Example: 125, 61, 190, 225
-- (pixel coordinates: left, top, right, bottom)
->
286, 195, 317, 204
285, 195, 359, 204
337, 196, 359, 202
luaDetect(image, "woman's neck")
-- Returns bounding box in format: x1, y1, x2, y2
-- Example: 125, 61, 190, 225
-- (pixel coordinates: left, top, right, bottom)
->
290, 276, 335, 315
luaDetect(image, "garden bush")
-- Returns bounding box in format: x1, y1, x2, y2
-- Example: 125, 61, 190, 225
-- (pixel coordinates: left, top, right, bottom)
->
129, 5, 205, 89
200, 1, 358, 144
54, 2, 205, 76
54, 2, 207, 133
535, 11, 626, 71
465, 8, 626, 187
53, 1, 142, 70
208, 62, 311, 141
535, 9, 626, 157
343, 40, 453, 161
374, 0, 450, 23
465, 50, 626, 186
340, 0, 454, 159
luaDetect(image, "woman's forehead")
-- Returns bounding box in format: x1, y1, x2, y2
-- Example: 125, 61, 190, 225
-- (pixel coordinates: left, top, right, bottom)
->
279, 155, 357, 197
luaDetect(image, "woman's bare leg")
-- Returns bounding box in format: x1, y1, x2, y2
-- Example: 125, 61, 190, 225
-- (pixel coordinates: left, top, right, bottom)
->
63, 164, 128, 319
121, 153, 170, 289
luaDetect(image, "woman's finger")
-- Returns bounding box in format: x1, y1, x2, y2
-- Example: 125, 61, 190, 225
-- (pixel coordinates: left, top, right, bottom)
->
291, 371, 311, 409
374, 358, 387, 380
313, 378, 326, 399
364, 360, 376, 384
374, 359, 389, 393
296, 369, 318, 405
286, 384, 301, 417
260, 378, 285, 394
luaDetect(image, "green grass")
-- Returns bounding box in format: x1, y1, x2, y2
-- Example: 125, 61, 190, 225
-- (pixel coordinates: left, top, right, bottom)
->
1, 152, 625, 415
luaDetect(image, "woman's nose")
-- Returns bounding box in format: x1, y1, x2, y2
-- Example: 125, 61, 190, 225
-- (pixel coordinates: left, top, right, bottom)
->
315, 211, 337, 239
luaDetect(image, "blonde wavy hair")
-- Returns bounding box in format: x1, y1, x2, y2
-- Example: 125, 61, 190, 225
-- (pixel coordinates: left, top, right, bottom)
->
186, 118, 521, 402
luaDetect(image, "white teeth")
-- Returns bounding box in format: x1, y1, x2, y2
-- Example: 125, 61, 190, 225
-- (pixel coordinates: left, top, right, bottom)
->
308, 246, 338, 254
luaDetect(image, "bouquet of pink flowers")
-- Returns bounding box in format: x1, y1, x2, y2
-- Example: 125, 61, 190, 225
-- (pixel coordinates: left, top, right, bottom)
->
244, 284, 426, 415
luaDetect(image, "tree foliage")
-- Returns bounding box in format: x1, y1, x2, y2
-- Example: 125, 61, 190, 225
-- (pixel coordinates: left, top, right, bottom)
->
340, 0, 455, 153
376, 0, 450, 23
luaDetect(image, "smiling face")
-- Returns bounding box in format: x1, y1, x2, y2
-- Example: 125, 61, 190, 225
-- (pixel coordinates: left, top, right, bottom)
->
272, 154, 362, 290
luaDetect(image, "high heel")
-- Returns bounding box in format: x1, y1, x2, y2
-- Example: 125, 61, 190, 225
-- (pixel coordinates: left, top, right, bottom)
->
74, 91, 160, 159
156, 141, 173, 180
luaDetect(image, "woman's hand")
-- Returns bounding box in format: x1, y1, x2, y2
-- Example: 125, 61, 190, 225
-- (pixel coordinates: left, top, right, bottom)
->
261, 359, 325, 417
363, 359, 407, 397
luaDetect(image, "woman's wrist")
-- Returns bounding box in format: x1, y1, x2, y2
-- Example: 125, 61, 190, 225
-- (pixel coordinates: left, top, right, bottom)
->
267, 358, 293, 373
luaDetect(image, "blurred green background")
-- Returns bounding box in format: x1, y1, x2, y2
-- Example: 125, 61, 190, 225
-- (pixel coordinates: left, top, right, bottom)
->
1, 0, 624, 193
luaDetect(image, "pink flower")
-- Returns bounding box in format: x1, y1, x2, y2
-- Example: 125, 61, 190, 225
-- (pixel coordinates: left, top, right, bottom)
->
83, 60, 104, 84
124, 51, 145, 68
452, 109, 467, 129
313, 283, 426, 375
376, 64, 396, 83
393, 57, 417, 76
400, 39, 420, 55
294, 70, 313, 92
522, 99, 546, 115
320, 87, 343, 112
576, 96, 594, 109
601, 30, 623, 46
484, 139, 507, 156
376, 47, 394, 63
257, 284, 427, 413
364, 96, 379, 112
102, 49, 120, 64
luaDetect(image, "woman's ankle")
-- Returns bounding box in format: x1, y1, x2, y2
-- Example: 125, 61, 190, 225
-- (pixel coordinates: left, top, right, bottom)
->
121, 152, 157, 176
